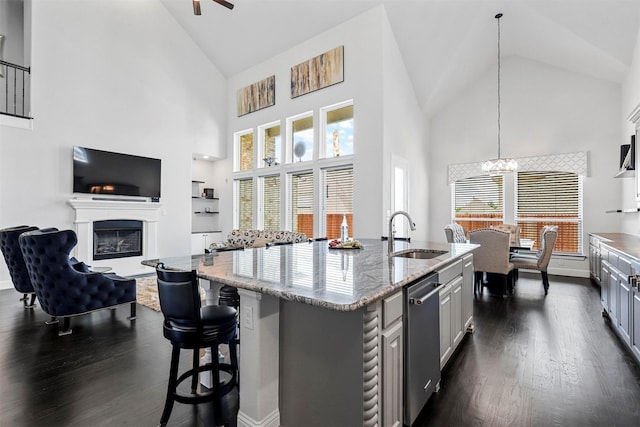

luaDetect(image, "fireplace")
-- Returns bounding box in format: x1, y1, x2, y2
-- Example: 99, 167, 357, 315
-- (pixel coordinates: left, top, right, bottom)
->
93, 220, 143, 260
68, 199, 161, 276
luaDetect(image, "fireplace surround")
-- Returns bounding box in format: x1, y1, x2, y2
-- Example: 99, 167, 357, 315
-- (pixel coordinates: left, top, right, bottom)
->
68, 199, 162, 276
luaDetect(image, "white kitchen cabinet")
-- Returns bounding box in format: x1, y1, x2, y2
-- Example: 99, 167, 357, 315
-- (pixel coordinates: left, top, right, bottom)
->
594, 235, 640, 366
439, 286, 452, 368
632, 286, 640, 360
439, 255, 474, 369
380, 290, 403, 427
462, 254, 474, 332
382, 321, 403, 427
451, 276, 464, 349
191, 232, 222, 255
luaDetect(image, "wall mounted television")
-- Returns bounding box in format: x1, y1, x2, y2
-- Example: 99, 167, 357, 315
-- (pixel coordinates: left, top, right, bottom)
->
73, 146, 161, 198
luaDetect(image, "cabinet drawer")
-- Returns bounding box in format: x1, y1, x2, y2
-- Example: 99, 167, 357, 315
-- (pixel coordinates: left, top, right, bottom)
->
383, 291, 403, 329
618, 256, 632, 276
608, 251, 619, 269
439, 259, 463, 286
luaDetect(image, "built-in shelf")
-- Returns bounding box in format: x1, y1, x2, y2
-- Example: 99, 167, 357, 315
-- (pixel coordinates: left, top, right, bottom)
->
605, 208, 640, 213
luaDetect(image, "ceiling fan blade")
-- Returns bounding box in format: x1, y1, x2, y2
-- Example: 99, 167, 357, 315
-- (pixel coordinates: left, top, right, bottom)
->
213, 0, 234, 10
192, 0, 201, 15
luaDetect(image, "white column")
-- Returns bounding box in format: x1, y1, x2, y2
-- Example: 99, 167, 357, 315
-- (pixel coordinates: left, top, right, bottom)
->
237, 289, 280, 427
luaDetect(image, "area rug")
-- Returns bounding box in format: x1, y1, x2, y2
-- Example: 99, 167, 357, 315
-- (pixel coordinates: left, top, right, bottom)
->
135, 275, 161, 312
135, 275, 207, 312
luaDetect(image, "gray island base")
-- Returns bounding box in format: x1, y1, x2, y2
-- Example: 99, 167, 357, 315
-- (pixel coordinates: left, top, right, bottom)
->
143, 238, 477, 426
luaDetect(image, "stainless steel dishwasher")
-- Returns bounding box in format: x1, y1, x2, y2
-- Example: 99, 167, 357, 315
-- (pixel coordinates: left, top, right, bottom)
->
404, 272, 441, 426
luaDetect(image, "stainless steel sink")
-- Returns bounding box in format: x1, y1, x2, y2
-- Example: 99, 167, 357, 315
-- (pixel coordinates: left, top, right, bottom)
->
392, 249, 448, 259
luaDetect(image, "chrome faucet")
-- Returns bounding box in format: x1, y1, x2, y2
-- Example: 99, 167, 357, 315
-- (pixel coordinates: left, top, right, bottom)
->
388, 210, 416, 257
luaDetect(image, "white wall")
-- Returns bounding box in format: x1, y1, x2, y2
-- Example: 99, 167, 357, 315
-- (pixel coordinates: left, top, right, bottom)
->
0, 0, 24, 65
0, 0, 227, 287
621, 25, 640, 235
381, 10, 429, 240
429, 56, 621, 277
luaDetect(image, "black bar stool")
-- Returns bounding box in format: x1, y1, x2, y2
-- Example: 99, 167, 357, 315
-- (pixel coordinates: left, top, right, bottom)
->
156, 264, 239, 427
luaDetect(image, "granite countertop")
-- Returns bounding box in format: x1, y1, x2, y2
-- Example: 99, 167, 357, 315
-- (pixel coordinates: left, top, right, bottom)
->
589, 232, 640, 261
143, 238, 478, 312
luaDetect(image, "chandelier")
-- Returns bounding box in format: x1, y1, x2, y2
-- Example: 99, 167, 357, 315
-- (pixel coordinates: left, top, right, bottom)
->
482, 13, 517, 176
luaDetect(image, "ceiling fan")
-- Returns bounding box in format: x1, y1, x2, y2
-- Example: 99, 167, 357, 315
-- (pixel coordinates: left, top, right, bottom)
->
192, 0, 234, 15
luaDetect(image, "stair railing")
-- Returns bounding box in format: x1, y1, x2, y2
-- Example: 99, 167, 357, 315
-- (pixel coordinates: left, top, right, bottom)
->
0, 59, 31, 119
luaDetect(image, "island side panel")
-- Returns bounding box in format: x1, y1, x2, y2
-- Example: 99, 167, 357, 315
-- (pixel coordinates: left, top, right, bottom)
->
279, 300, 365, 426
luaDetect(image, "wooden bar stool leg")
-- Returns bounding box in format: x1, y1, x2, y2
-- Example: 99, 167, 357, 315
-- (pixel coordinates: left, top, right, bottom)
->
191, 348, 199, 394
160, 346, 180, 427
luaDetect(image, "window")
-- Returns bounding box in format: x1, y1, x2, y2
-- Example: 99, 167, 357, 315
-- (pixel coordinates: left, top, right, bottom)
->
260, 122, 281, 167
237, 130, 254, 171
453, 175, 504, 232
323, 167, 353, 239
290, 114, 313, 162
290, 171, 314, 238
323, 103, 353, 158
237, 178, 253, 229
516, 171, 582, 253
261, 175, 281, 231
233, 101, 354, 238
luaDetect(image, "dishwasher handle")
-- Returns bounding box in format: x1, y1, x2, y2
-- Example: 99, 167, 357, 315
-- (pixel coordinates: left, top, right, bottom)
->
409, 283, 442, 305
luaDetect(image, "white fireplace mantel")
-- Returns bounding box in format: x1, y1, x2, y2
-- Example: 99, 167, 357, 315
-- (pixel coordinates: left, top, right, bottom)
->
67, 198, 163, 276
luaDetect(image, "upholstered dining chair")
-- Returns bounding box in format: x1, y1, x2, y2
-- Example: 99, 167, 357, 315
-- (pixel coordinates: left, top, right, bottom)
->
469, 228, 514, 298
510, 225, 558, 295
444, 222, 467, 243
491, 223, 521, 247
18, 228, 137, 335
0, 225, 39, 308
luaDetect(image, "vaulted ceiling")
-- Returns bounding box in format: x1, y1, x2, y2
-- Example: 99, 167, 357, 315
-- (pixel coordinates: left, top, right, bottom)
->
160, 0, 640, 116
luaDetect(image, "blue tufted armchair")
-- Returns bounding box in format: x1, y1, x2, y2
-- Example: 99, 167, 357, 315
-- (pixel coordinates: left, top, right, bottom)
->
0, 225, 40, 308
19, 228, 137, 336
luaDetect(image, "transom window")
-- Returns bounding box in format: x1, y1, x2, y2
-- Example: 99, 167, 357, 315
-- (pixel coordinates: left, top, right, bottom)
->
323, 103, 354, 158
237, 130, 254, 171
290, 113, 313, 163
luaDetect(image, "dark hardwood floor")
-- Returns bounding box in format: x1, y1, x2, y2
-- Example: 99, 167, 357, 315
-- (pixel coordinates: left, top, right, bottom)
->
1, 272, 639, 426
415, 272, 640, 426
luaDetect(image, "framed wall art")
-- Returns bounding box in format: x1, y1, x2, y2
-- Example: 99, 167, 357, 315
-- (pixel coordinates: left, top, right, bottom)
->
291, 45, 344, 98
237, 75, 275, 117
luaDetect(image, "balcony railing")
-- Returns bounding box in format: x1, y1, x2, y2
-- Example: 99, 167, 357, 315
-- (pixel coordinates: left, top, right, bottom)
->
0, 59, 31, 119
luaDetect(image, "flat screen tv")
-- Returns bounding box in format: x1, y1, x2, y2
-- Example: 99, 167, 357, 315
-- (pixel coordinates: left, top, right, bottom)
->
73, 146, 161, 198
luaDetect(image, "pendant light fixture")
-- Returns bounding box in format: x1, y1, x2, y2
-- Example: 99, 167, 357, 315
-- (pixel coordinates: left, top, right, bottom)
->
482, 13, 517, 176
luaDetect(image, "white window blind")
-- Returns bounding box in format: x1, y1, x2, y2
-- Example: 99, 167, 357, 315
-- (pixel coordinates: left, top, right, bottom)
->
238, 178, 253, 229
453, 175, 504, 232
324, 167, 353, 239
516, 171, 582, 254
290, 172, 313, 237
262, 175, 280, 231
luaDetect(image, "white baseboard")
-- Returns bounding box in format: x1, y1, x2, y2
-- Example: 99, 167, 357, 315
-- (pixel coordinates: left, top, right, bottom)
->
238, 409, 280, 427
518, 267, 590, 279
0, 280, 13, 290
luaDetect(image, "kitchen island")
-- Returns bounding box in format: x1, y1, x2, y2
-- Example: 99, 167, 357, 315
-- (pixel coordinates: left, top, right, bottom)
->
143, 238, 477, 427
